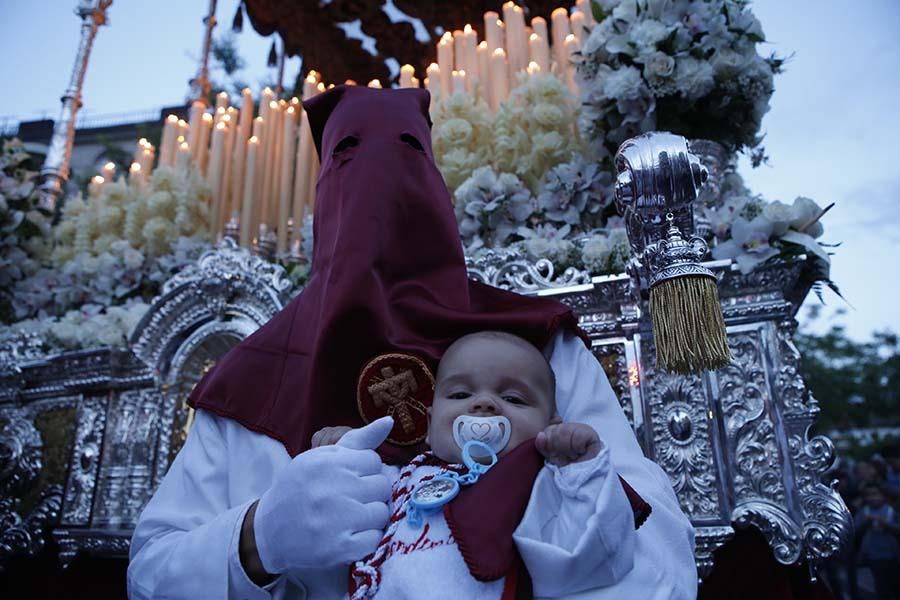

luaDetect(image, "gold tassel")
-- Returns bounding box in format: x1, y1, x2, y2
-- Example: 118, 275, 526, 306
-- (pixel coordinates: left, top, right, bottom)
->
649, 275, 731, 374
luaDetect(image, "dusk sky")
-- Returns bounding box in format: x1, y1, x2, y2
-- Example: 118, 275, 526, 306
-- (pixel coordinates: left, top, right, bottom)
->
1, 0, 898, 340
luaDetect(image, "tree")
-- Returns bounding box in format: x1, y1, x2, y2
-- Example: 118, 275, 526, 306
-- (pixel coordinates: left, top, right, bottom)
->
794, 309, 900, 432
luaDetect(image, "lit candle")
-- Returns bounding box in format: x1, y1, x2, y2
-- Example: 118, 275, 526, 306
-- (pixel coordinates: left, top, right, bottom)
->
503, 2, 528, 74
88, 175, 105, 198
101, 161, 115, 182
368, 79, 382, 88
175, 142, 191, 175
564, 34, 581, 95
531, 16, 548, 43
196, 113, 213, 174
462, 24, 479, 92
527, 61, 541, 76
411, 76, 420, 88
159, 115, 179, 167
177, 119, 190, 146
426, 63, 441, 101
187, 100, 206, 161
207, 122, 227, 234
140, 148, 154, 177
453, 29, 466, 76
251, 117, 266, 236
291, 109, 312, 248
437, 32, 454, 97
219, 121, 236, 234
551, 8, 572, 73
240, 136, 260, 248
483, 12, 503, 53
452, 70, 467, 95
303, 73, 319, 100
399, 64, 416, 88
529, 33, 551, 73
477, 42, 491, 103
261, 101, 282, 229
489, 48, 509, 110
216, 91, 229, 111
278, 105, 297, 253
130, 161, 143, 182
570, 11, 586, 45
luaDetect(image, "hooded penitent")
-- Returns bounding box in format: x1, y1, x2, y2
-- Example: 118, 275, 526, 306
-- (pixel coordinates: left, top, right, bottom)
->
188, 84, 585, 461
188, 85, 646, 587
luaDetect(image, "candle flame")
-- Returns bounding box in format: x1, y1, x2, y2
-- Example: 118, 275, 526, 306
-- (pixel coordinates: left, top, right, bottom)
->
243, 87, 252, 94
176, 135, 185, 143
317, 82, 327, 92
307, 70, 320, 81
497, 19, 504, 28
202, 113, 213, 122
530, 33, 540, 41
428, 62, 439, 70
130, 163, 141, 172
368, 79, 382, 88
263, 86, 273, 94
104, 161, 115, 170
216, 122, 226, 130
552, 8, 568, 18
142, 149, 153, 156
478, 41, 487, 49
532, 16, 546, 25
565, 33, 576, 43
255, 116, 264, 122
269, 100, 278, 109
440, 32, 453, 43
218, 91, 228, 98
401, 64, 415, 74
287, 106, 296, 114
493, 48, 507, 57
166, 115, 178, 123
306, 73, 317, 84
138, 137, 149, 145
216, 106, 226, 114
464, 24, 473, 34
249, 136, 259, 144
92, 175, 104, 184
180, 142, 190, 150
458, 69, 466, 76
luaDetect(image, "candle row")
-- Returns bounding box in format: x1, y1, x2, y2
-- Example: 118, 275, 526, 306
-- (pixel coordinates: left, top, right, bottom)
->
419, 1, 592, 108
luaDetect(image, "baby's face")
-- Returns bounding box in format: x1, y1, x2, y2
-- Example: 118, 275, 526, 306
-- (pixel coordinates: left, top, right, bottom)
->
427, 333, 556, 464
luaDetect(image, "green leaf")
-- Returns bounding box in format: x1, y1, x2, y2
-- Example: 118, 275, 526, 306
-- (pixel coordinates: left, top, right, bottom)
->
592, 0, 608, 23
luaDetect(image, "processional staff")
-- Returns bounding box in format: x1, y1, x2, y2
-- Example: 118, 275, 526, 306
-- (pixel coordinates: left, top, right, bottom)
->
38, 0, 113, 213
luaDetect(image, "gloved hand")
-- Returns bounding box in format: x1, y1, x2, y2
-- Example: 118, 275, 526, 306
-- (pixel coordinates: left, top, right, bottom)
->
254, 416, 394, 573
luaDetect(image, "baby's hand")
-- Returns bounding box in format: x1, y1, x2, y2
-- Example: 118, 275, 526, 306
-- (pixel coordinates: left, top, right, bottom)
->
535, 422, 602, 467
311, 426, 353, 447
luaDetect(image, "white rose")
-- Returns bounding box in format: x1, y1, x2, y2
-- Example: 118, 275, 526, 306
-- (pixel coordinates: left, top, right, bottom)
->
630, 19, 670, 51
674, 57, 715, 100
789, 196, 825, 238
643, 51, 675, 79
436, 118, 474, 148
711, 48, 746, 77
526, 237, 552, 259
532, 104, 565, 129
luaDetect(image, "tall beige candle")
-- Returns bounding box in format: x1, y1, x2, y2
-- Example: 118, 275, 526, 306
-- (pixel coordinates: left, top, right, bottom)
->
477, 42, 491, 103
399, 64, 416, 88
452, 70, 467, 95
483, 11, 503, 53
175, 141, 192, 173
251, 117, 266, 237
426, 63, 441, 101
564, 34, 582, 95
215, 91, 229, 111
437, 32, 454, 97
531, 16, 548, 42
101, 161, 115, 182
240, 136, 260, 248
207, 121, 228, 232
196, 113, 213, 175
529, 33, 551, 73
503, 2, 528, 74
159, 115, 178, 167
550, 8, 572, 73
576, 0, 595, 26
187, 100, 206, 161
177, 119, 190, 150
489, 48, 509, 110
291, 109, 313, 247
219, 122, 236, 234
277, 106, 297, 253
570, 11, 586, 44
139, 148, 154, 178
462, 24, 479, 92
453, 29, 466, 74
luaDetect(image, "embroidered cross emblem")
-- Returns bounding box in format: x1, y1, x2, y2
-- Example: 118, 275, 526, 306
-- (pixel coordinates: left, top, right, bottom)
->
368, 367, 419, 433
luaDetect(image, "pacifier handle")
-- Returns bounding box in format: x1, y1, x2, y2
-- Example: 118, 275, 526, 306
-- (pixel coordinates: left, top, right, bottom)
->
461, 440, 498, 473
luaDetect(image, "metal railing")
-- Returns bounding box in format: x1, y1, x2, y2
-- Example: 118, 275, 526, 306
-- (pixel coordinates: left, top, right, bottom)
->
0, 106, 175, 138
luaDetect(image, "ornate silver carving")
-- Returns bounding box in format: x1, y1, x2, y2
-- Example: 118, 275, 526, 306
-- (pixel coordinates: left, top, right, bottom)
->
0, 415, 63, 571
641, 345, 721, 520
591, 342, 634, 429
465, 246, 591, 291
62, 396, 107, 525
92, 388, 161, 528
695, 525, 735, 578
733, 499, 803, 564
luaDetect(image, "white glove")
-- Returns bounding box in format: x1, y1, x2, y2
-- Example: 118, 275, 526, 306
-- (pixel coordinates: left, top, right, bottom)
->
254, 417, 394, 573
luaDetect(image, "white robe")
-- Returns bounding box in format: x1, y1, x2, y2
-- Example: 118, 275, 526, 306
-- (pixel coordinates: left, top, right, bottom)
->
128, 332, 698, 599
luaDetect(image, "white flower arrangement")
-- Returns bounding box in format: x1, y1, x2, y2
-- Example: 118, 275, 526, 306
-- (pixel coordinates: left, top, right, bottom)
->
4, 298, 150, 353
578, 0, 782, 161
0, 139, 53, 321
454, 166, 536, 251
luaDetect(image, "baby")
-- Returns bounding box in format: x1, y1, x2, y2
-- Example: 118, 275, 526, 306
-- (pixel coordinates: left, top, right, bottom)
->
314, 330, 601, 467
312, 331, 629, 599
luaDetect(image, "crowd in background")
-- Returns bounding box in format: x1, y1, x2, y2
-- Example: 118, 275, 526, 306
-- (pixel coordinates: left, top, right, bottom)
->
823, 445, 900, 599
